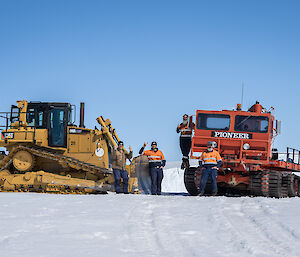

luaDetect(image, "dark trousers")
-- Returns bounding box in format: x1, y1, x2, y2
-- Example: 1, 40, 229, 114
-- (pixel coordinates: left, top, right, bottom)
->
150, 167, 164, 195
180, 136, 192, 158
113, 169, 129, 193
199, 168, 218, 193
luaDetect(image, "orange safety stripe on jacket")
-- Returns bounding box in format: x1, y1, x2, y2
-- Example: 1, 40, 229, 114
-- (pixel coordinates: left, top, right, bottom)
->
199, 150, 222, 165
178, 122, 195, 137
143, 150, 165, 162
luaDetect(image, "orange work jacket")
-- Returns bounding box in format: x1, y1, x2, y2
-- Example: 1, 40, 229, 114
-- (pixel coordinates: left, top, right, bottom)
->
177, 122, 195, 137
143, 150, 165, 163
199, 150, 222, 166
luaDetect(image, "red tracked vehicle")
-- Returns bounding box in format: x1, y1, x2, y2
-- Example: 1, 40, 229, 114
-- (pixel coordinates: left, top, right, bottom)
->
184, 102, 300, 197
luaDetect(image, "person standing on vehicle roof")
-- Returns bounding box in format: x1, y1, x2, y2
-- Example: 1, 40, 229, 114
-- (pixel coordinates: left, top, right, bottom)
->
139, 142, 166, 195
198, 141, 223, 196
177, 114, 195, 169
111, 141, 133, 194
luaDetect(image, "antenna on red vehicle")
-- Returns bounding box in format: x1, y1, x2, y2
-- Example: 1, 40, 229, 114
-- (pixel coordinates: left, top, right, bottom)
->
241, 83, 244, 110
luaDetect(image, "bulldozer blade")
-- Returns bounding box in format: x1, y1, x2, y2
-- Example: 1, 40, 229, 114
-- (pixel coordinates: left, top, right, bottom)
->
134, 155, 152, 194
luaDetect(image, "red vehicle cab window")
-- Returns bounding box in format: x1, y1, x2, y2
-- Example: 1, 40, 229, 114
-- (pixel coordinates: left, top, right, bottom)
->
196, 113, 230, 131
235, 115, 269, 133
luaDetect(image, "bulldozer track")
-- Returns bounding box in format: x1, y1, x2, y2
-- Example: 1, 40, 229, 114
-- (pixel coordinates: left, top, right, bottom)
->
0, 179, 107, 195
0, 145, 112, 176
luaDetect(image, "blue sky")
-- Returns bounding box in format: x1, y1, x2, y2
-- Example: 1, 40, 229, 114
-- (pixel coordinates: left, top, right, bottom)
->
0, 0, 299, 161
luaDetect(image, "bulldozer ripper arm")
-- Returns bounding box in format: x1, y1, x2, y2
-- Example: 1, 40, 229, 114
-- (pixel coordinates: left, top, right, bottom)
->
96, 116, 129, 154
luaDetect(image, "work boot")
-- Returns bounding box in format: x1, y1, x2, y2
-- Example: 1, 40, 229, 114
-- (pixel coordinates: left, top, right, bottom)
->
181, 157, 189, 170
211, 191, 218, 196
198, 190, 205, 196
185, 158, 190, 168
181, 161, 185, 170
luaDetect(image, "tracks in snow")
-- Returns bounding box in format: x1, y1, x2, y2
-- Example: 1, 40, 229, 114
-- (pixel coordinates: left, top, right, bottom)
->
116, 195, 300, 257
211, 197, 300, 257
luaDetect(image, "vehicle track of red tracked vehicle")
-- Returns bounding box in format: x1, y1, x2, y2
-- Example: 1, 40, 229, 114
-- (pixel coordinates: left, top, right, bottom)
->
184, 102, 300, 197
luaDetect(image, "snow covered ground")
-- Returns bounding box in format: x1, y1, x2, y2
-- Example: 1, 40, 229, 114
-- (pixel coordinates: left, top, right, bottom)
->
1, 193, 300, 257
1, 163, 300, 257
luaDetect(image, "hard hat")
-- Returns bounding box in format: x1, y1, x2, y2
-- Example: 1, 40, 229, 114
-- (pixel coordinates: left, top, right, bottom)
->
151, 141, 157, 146
207, 141, 213, 146
118, 141, 124, 145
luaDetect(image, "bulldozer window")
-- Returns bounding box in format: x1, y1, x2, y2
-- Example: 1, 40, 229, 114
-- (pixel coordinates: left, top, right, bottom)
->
26, 107, 46, 128
27, 109, 36, 127
10, 105, 19, 123
197, 114, 230, 130
38, 111, 44, 127
50, 109, 66, 146
235, 115, 269, 133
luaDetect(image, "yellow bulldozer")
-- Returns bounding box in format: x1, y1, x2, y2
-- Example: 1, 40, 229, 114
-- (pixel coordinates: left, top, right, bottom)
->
0, 100, 140, 194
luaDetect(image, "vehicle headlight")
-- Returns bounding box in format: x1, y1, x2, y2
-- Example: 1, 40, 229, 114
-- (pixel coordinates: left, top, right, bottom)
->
243, 143, 250, 150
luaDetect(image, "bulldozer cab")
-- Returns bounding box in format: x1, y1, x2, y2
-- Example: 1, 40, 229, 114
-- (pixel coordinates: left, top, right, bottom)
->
25, 102, 71, 147
6, 101, 72, 148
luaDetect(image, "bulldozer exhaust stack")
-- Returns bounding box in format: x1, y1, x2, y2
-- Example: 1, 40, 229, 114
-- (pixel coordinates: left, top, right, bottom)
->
80, 102, 85, 128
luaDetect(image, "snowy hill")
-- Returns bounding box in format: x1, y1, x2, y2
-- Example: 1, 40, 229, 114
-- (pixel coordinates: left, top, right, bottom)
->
162, 160, 198, 193
162, 164, 186, 193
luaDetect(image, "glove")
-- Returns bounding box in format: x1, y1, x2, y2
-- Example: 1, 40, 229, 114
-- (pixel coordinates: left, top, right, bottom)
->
198, 160, 203, 168
217, 160, 223, 168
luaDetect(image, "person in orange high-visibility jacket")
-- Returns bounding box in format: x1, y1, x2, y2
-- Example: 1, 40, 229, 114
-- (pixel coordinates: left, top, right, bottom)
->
198, 141, 223, 196
139, 141, 166, 195
177, 114, 195, 169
